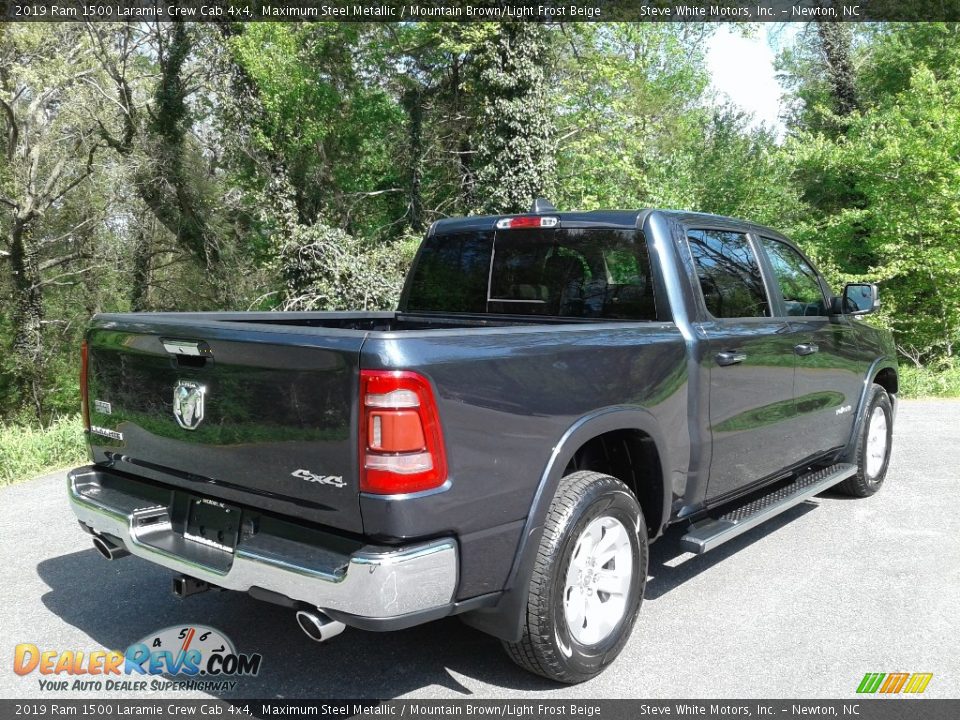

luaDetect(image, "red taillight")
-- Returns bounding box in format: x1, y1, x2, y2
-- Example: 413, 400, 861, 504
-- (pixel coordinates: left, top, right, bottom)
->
359, 370, 447, 494
80, 339, 90, 431
495, 215, 559, 230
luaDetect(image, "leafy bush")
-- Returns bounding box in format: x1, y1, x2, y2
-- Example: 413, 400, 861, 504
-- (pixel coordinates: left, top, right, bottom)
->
786, 63, 960, 364
276, 222, 414, 311
0, 415, 87, 485
898, 366, 960, 399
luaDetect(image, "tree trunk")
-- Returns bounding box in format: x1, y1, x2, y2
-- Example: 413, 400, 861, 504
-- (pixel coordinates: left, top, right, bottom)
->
8, 217, 45, 419
97, 23, 221, 269
404, 88, 425, 233
471, 23, 555, 214
147, 23, 219, 266
129, 227, 152, 312
816, 22, 858, 117
450, 57, 474, 212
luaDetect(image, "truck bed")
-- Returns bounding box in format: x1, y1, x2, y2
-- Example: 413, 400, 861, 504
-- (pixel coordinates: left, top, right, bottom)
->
121, 310, 614, 331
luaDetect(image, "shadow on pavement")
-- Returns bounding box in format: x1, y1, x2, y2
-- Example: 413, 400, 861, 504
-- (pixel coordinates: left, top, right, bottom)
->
37, 499, 824, 697
36, 549, 557, 699
646, 502, 817, 600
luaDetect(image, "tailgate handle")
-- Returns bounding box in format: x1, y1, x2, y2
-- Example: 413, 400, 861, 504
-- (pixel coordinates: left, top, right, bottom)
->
162, 339, 211, 356
162, 339, 213, 368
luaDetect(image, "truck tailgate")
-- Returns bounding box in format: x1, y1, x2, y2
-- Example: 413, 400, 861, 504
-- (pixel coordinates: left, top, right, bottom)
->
85, 316, 365, 533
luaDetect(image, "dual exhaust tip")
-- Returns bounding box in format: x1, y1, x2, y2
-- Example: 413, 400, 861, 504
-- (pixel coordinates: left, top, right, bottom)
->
92, 538, 214, 600
92, 534, 130, 561
295, 609, 346, 643
92, 534, 345, 643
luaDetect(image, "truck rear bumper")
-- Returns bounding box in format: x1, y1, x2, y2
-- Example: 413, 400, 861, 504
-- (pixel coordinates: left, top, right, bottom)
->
67, 465, 458, 620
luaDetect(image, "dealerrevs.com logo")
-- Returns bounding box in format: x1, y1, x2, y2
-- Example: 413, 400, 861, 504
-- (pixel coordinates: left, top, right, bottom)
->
13, 625, 262, 693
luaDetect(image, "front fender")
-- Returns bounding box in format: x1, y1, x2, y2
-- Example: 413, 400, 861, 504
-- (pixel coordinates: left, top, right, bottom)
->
461, 406, 671, 642
840, 356, 898, 463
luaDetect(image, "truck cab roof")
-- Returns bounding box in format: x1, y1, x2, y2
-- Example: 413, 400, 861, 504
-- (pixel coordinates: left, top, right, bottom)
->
429, 208, 789, 241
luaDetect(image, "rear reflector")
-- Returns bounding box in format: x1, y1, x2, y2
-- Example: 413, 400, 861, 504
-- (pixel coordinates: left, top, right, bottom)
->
359, 370, 447, 494
80, 340, 90, 431
495, 215, 559, 230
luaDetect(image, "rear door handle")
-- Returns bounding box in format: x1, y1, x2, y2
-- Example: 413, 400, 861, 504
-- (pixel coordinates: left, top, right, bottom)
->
715, 351, 747, 366
794, 343, 819, 356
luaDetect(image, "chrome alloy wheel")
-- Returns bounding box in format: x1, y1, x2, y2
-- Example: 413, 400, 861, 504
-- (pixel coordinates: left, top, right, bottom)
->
865, 405, 889, 479
562, 515, 634, 645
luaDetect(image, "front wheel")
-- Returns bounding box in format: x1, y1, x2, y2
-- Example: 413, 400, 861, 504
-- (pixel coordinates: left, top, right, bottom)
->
503, 471, 647, 683
838, 384, 893, 497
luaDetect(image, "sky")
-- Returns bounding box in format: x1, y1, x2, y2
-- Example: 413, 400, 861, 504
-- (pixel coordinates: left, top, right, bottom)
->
706, 25, 798, 140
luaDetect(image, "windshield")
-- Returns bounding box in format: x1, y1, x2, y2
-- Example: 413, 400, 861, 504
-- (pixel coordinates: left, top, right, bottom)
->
404, 227, 658, 320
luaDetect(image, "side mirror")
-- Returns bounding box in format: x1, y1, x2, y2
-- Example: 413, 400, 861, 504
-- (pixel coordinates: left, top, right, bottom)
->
837, 283, 880, 315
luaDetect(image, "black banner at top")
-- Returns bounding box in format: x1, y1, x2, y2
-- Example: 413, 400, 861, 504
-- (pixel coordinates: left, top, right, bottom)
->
2, 0, 960, 23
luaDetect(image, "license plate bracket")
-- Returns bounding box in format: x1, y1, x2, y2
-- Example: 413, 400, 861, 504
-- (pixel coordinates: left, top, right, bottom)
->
184, 498, 240, 553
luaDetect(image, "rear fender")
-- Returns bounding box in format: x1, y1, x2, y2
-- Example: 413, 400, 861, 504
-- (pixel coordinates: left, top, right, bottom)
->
461, 406, 671, 642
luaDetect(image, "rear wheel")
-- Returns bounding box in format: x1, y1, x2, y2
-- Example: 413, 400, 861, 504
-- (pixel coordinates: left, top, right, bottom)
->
838, 384, 893, 497
503, 471, 647, 683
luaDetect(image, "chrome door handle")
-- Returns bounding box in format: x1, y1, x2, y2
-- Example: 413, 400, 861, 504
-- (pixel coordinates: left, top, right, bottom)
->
794, 343, 820, 356
715, 351, 747, 366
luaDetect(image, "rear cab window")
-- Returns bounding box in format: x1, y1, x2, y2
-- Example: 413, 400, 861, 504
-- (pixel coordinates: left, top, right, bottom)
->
405, 226, 658, 321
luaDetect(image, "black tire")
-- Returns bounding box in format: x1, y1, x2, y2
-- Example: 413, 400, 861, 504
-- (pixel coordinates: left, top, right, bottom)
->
503, 471, 647, 683
838, 383, 893, 497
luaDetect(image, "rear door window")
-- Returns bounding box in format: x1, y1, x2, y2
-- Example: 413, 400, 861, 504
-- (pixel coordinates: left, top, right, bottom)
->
686, 229, 770, 318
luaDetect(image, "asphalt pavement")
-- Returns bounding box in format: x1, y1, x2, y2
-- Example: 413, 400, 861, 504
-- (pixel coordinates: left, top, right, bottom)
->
1, 399, 957, 700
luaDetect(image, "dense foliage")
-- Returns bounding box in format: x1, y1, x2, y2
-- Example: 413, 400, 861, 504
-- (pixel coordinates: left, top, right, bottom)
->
2, 21, 959, 426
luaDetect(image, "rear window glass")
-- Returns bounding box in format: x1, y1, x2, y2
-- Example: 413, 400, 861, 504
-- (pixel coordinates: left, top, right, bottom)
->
404, 231, 493, 314
404, 228, 657, 320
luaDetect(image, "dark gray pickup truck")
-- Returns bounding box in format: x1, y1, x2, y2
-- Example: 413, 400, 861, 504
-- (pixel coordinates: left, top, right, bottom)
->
69, 205, 898, 682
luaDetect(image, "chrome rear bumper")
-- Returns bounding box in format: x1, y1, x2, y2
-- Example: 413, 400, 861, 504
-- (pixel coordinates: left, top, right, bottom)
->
68, 466, 458, 619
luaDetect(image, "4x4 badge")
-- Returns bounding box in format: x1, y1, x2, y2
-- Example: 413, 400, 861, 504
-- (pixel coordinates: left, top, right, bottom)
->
291, 469, 346, 488
173, 381, 206, 430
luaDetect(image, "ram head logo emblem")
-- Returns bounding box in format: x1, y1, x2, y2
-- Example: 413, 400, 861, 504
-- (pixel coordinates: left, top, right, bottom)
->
173, 381, 206, 430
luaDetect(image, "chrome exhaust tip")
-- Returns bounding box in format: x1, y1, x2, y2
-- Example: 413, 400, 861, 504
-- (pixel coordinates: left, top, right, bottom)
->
93, 534, 130, 561
295, 609, 346, 643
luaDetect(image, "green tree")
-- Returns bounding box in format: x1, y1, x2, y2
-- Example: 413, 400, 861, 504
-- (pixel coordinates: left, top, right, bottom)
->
662, 109, 803, 228
553, 24, 712, 211
788, 64, 960, 361
227, 23, 407, 236
0, 26, 103, 417
470, 23, 555, 213
780, 23, 960, 362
